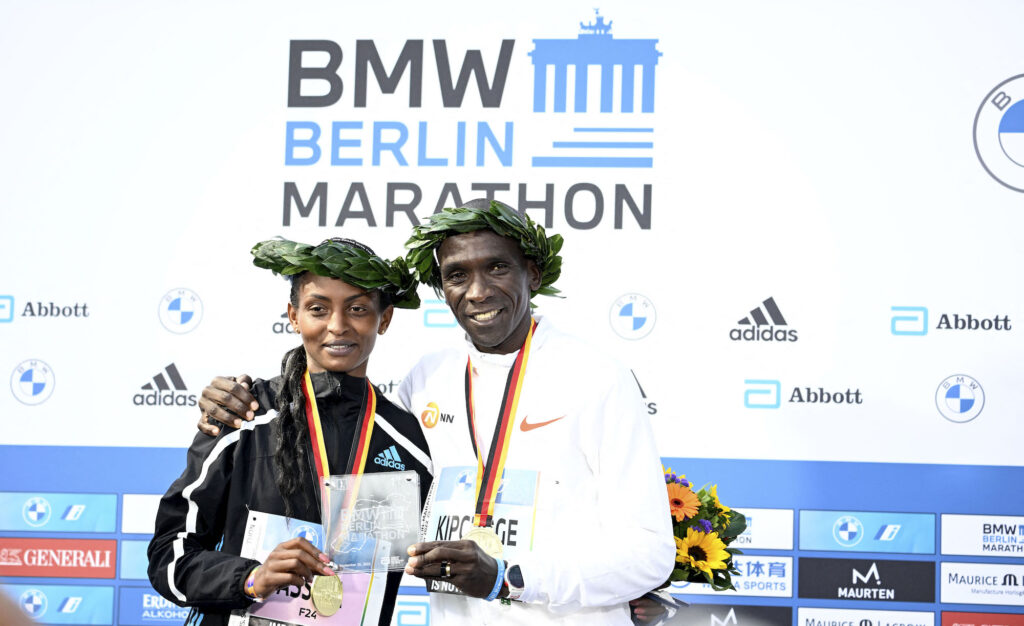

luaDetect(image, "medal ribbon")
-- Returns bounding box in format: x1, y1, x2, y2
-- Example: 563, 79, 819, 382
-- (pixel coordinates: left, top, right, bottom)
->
464, 318, 537, 527
302, 371, 377, 524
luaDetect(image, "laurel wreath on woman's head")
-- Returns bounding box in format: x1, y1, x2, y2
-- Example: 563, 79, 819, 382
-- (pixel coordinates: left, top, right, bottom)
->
251, 238, 421, 309
404, 201, 564, 299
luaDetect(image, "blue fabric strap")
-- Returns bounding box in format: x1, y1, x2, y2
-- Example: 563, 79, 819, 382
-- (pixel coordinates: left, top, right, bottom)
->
485, 557, 506, 601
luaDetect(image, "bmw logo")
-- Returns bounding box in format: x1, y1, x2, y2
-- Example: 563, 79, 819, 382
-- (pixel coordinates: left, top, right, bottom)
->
10, 360, 55, 406
936, 374, 985, 423
19, 589, 47, 618
609, 294, 657, 340
293, 524, 321, 550
158, 288, 203, 334
974, 74, 1024, 192
833, 515, 864, 547
22, 497, 51, 527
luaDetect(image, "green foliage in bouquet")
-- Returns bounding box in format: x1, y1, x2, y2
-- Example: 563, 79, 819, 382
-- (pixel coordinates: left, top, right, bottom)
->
664, 468, 747, 592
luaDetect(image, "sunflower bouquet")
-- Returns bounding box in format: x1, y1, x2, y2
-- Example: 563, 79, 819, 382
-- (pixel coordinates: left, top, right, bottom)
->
664, 468, 746, 592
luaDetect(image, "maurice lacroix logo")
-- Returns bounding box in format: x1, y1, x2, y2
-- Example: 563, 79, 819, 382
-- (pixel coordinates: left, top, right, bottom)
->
134, 363, 197, 407
891, 306, 1011, 336
936, 375, 984, 423
10, 359, 55, 406
610, 294, 656, 340
282, 13, 659, 231
974, 74, 1024, 192
731, 297, 798, 342
158, 288, 202, 334
744, 379, 862, 409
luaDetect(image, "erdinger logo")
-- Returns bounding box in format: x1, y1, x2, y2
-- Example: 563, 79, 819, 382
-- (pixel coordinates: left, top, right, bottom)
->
420, 401, 454, 428
730, 297, 798, 342
22, 497, 51, 528
974, 74, 1024, 192
936, 375, 984, 423
133, 363, 198, 407
158, 288, 203, 334
10, 359, 55, 406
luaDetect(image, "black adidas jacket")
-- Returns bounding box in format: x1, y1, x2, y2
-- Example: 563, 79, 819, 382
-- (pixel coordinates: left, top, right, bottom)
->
147, 371, 433, 626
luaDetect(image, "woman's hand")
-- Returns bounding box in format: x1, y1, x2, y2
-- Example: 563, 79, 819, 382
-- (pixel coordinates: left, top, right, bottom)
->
250, 537, 335, 598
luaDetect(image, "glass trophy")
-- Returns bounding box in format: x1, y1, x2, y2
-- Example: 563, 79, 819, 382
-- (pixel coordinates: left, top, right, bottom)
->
320, 470, 420, 573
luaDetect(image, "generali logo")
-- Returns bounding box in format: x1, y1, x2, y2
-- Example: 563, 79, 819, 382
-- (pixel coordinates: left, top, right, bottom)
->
0, 538, 116, 578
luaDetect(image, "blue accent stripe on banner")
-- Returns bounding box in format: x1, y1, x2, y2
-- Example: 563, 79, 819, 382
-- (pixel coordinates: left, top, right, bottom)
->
531, 156, 653, 168
551, 141, 654, 149
572, 127, 654, 132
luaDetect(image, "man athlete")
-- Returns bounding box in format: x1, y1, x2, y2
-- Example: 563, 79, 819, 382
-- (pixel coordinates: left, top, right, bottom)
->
197, 199, 674, 624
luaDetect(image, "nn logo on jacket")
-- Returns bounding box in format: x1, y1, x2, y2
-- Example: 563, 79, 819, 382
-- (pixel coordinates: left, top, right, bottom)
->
133, 363, 197, 407
374, 446, 405, 470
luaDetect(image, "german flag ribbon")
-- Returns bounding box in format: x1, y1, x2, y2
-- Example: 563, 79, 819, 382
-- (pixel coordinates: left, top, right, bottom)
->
464, 318, 537, 528
302, 371, 377, 526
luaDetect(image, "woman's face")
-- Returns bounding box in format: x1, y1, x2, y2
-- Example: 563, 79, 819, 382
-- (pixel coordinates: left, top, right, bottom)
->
287, 274, 393, 377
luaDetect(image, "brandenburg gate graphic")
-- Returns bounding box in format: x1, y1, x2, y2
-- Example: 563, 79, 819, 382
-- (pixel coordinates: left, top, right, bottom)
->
529, 13, 662, 113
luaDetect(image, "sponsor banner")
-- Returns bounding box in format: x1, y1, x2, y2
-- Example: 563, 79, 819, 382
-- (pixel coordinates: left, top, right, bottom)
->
673, 556, 792, 598
942, 612, 1024, 626
941, 562, 1024, 606
120, 540, 150, 580
798, 607, 934, 626
798, 557, 935, 602
392, 594, 431, 626
0, 492, 116, 533
121, 494, 161, 534
942, 514, 1024, 557
0, 583, 113, 625
732, 508, 794, 550
800, 510, 935, 554
0, 538, 116, 579
118, 587, 191, 626
664, 602, 792, 626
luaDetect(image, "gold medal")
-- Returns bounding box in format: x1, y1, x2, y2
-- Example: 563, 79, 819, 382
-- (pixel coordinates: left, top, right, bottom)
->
463, 526, 504, 559
310, 574, 343, 617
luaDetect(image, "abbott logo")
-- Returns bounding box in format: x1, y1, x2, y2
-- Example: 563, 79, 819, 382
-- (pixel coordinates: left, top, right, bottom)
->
423, 299, 457, 328
711, 608, 738, 626
891, 306, 928, 336
744, 380, 781, 409
0, 295, 13, 322
853, 562, 882, 585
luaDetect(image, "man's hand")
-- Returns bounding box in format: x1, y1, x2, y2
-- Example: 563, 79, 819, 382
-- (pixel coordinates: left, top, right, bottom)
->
630, 594, 668, 624
405, 540, 502, 598
251, 537, 335, 599
197, 375, 258, 436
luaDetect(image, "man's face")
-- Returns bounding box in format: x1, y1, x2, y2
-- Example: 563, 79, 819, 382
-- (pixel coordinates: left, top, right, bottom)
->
287, 274, 393, 376
437, 230, 541, 355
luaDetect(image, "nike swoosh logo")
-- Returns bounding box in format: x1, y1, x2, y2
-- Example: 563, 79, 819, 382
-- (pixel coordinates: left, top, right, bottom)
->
520, 415, 566, 432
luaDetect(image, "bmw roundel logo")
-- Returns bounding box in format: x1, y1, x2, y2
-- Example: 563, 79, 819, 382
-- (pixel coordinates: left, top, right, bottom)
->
159, 288, 203, 334
833, 515, 864, 547
293, 524, 321, 550
974, 74, 1024, 192
19, 589, 47, 618
936, 374, 985, 423
10, 359, 55, 406
609, 294, 657, 340
22, 496, 51, 527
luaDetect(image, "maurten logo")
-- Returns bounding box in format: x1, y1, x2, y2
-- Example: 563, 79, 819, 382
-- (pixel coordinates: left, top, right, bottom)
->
711, 608, 738, 626
936, 374, 984, 423
159, 288, 203, 334
10, 359, 55, 406
610, 294, 656, 340
974, 74, 1024, 192
374, 445, 406, 470
134, 363, 198, 407
833, 516, 864, 547
20, 589, 47, 619
731, 297, 798, 342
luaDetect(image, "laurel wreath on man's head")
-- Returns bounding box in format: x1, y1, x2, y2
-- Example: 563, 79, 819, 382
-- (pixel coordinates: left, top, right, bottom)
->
404, 201, 564, 299
251, 238, 421, 309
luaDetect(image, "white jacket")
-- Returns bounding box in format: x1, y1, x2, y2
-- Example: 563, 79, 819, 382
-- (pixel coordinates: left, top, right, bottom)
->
399, 317, 674, 625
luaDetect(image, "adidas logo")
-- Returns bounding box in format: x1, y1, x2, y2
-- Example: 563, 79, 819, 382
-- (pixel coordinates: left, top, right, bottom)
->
133, 363, 197, 407
373, 445, 406, 471
272, 311, 298, 335
729, 297, 798, 342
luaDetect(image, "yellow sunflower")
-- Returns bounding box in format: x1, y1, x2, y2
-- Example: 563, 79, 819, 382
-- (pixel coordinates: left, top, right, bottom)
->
709, 484, 731, 519
676, 527, 730, 575
667, 482, 700, 522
